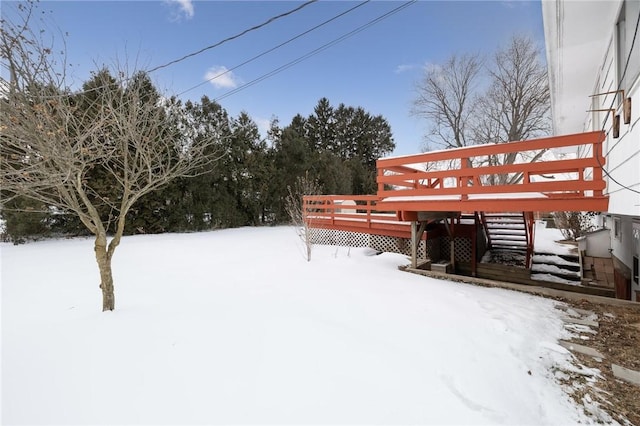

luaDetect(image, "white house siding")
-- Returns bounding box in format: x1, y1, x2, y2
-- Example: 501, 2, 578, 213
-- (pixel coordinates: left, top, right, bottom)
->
543, 0, 640, 300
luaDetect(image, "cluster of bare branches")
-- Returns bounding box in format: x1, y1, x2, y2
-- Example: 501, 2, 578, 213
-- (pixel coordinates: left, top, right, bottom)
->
412, 54, 483, 150
1, 3, 221, 311
284, 174, 323, 262
553, 211, 597, 241
412, 35, 551, 185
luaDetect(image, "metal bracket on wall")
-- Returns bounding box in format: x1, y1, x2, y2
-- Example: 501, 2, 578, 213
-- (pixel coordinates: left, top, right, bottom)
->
589, 89, 631, 125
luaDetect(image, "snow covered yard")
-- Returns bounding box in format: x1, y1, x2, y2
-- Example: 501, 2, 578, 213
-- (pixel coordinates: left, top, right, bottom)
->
2, 227, 594, 424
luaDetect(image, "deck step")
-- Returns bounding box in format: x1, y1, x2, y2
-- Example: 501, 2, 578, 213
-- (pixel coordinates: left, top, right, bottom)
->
482, 212, 530, 257
530, 251, 581, 285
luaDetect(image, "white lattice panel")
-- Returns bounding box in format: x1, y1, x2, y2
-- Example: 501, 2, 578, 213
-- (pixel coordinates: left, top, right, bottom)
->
310, 228, 370, 248
440, 237, 473, 262
370, 235, 426, 257
310, 227, 451, 261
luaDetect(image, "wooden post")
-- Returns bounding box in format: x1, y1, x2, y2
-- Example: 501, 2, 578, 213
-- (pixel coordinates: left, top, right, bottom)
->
411, 221, 418, 269
377, 162, 385, 195
593, 140, 604, 196
410, 220, 429, 269
450, 239, 455, 270
471, 212, 477, 277
460, 157, 470, 201
444, 217, 456, 271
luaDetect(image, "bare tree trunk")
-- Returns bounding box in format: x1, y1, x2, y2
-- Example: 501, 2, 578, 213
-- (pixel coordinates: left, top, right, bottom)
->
94, 234, 115, 311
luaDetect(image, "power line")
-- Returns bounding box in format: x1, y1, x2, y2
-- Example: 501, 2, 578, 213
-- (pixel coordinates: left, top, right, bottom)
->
178, 0, 370, 97
147, 0, 318, 74
213, 0, 417, 102
4, 0, 318, 99
597, 7, 640, 195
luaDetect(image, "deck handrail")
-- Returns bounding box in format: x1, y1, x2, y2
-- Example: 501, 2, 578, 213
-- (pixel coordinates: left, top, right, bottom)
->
302, 195, 414, 238
376, 131, 606, 205
303, 131, 608, 237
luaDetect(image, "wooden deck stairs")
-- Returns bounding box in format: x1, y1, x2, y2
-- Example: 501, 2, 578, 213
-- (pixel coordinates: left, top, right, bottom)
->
480, 212, 534, 267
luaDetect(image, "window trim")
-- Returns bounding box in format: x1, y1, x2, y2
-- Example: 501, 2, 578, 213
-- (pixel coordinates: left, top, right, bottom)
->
614, 216, 622, 242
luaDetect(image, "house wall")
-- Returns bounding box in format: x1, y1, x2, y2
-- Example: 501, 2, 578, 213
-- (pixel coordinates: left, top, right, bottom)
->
578, 229, 611, 258
591, 1, 640, 300
586, 2, 640, 216
606, 215, 640, 299
634, 221, 640, 301
543, 0, 640, 300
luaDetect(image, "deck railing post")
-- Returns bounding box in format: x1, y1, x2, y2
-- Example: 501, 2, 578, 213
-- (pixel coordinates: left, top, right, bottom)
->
329, 199, 334, 225
302, 197, 307, 226
377, 165, 385, 196
460, 157, 469, 201
593, 141, 604, 196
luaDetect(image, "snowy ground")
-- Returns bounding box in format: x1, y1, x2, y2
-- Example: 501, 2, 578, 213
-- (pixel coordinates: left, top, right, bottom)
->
534, 220, 578, 255
2, 227, 596, 424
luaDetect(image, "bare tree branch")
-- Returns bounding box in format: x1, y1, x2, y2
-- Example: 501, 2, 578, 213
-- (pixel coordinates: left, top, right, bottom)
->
473, 35, 551, 185
1, 3, 222, 311
412, 54, 483, 150
412, 36, 551, 185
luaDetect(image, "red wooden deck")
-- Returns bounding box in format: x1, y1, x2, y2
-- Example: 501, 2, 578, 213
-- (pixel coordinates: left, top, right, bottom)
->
303, 131, 608, 237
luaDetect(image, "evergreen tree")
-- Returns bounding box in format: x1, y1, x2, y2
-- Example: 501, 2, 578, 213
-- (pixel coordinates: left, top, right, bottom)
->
179, 96, 233, 230
270, 116, 313, 222
0, 197, 50, 243
305, 97, 336, 152
229, 111, 266, 226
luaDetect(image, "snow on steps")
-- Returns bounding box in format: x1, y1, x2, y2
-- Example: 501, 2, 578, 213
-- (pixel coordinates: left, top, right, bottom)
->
531, 252, 582, 285
482, 212, 529, 252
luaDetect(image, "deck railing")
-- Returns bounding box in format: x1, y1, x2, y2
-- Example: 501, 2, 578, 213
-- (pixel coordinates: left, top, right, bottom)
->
302, 131, 609, 240
302, 195, 412, 238
376, 131, 608, 213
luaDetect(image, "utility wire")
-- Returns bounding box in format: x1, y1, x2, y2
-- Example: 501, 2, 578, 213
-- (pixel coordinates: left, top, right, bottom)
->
214, 0, 417, 102
5, 0, 318, 99
597, 8, 640, 195
178, 0, 370, 97
147, 0, 318, 74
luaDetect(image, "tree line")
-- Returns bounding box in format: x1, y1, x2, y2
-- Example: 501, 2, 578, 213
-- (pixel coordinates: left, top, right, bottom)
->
2, 74, 394, 241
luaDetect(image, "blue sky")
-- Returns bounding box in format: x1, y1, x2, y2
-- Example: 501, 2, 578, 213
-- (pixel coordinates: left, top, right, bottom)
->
2, 1, 546, 156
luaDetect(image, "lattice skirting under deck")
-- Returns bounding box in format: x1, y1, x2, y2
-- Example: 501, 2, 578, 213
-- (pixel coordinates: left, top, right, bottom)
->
310, 227, 432, 258
439, 236, 473, 262
309, 227, 471, 261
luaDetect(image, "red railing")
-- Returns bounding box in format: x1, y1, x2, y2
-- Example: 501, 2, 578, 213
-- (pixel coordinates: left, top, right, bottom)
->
302, 195, 412, 238
302, 131, 609, 247
376, 131, 608, 213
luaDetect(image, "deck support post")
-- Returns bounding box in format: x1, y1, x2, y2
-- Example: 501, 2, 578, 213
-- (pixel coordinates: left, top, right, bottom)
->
472, 212, 478, 277
444, 217, 456, 271
410, 220, 428, 269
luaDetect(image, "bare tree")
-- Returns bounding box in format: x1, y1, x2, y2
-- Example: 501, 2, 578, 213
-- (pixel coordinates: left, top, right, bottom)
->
552, 211, 596, 241
473, 35, 551, 184
412, 54, 483, 150
284, 174, 323, 262
1, 4, 221, 311
412, 36, 551, 185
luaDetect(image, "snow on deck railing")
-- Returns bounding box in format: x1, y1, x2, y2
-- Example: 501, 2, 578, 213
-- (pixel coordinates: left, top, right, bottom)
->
376, 131, 607, 205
